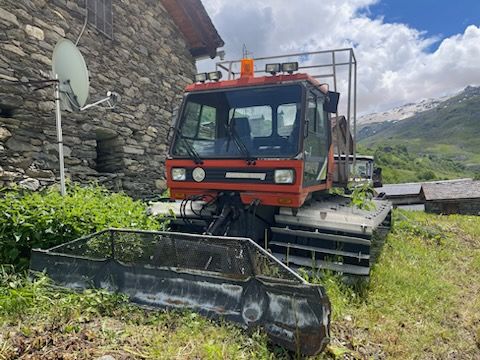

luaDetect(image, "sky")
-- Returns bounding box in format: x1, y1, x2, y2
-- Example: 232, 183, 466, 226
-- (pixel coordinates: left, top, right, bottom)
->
197, 0, 480, 115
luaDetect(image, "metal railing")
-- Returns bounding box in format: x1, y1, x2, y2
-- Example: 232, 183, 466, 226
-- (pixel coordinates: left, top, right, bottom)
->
216, 48, 357, 183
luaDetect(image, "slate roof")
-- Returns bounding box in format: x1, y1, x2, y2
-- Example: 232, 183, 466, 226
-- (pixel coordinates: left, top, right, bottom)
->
376, 183, 422, 197
421, 180, 480, 201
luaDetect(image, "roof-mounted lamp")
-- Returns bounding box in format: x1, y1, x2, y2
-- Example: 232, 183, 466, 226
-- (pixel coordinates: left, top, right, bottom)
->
265, 63, 281, 75
195, 73, 208, 83
281, 62, 299, 74
207, 71, 222, 81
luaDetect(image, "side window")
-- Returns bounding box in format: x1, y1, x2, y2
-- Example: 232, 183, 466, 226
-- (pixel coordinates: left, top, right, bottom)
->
230, 106, 272, 137
304, 96, 319, 156
304, 94, 329, 158
307, 97, 316, 133
315, 98, 326, 133
315, 97, 329, 158
277, 103, 298, 137
303, 92, 330, 185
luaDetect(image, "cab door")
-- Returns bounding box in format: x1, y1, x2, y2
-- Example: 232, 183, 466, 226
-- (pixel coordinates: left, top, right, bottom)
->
303, 91, 330, 187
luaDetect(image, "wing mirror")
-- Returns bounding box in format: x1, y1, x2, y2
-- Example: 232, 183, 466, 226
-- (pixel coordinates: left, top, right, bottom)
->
323, 91, 340, 113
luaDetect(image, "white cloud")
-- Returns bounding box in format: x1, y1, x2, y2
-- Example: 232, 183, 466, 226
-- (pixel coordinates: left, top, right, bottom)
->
198, 0, 480, 114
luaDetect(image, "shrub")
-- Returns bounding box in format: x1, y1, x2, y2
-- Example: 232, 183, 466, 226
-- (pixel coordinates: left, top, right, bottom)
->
350, 183, 376, 210
418, 169, 436, 181
0, 184, 166, 269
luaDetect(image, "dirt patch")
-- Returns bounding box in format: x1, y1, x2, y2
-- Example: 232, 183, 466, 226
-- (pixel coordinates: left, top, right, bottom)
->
326, 320, 386, 360
1, 320, 133, 360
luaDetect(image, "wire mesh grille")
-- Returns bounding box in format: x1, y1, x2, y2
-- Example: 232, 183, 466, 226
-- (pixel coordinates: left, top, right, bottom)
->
49, 230, 300, 281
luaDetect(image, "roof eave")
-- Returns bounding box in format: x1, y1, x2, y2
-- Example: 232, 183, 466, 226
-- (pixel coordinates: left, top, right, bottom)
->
161, 0, 224, 59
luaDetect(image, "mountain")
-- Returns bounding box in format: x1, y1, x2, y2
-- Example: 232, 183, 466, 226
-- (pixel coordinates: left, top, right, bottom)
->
358, 86, 480, 180
358, 94, 453, 125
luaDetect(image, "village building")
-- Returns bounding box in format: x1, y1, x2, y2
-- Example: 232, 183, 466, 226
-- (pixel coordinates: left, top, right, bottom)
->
0, 0, 223, 197
376, 183, 423, 207
421, 180, 480, 215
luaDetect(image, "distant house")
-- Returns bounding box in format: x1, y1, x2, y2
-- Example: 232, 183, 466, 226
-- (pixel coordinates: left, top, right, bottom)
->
420, 180, 480, 215
376, 183, 423, 207
0, 0, 223, 197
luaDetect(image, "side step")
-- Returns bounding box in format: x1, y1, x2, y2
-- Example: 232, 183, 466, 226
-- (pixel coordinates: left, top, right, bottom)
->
30, 229, 331, 356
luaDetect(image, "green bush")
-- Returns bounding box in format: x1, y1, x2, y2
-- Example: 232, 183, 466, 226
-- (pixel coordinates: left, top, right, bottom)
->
418, 169, 436, 181
350, 183, 376, 210
0, 184, 166, 269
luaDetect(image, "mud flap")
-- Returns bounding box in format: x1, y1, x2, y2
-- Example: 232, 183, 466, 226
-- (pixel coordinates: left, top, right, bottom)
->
30, 229, 330, 355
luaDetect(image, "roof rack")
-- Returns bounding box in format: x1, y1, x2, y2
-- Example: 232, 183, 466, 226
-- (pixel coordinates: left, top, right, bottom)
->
215, 48, 357, 184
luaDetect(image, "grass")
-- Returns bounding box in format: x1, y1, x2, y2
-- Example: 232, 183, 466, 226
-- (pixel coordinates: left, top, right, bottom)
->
1, 211, 479, 359
0, 271, 276, 359
321, 211, 480, 359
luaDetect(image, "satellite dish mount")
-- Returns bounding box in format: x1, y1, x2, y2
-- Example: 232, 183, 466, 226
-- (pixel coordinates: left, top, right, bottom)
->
51, 39, 119, 195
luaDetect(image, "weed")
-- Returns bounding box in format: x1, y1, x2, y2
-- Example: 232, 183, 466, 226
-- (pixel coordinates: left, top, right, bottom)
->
0, 210, 479, 359
0, 184, 167, 269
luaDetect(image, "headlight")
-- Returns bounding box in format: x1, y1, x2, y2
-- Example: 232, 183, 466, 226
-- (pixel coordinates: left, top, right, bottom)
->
274, 169, 294, 184
171, 168, 186, 181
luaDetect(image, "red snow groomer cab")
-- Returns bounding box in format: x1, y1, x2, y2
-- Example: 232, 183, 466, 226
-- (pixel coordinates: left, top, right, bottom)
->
162, 49, 391, 277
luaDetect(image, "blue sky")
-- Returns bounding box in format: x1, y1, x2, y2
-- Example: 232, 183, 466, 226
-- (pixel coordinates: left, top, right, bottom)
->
200, 0, 480, 113
367, 0, 480, 51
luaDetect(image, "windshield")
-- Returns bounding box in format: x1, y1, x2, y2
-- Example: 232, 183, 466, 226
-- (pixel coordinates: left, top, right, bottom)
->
351, 159, 373, 179
171, 85, 303, 158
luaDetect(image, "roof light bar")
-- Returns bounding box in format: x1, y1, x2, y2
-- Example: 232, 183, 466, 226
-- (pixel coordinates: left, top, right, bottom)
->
207, 71, 222, 81
194, 73, 208, 83
282, 62, 299, 74
265, 63, 281, 75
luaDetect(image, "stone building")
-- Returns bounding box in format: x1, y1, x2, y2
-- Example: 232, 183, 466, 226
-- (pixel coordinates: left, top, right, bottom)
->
0, 0, 223, 196
421, 180, 480, 215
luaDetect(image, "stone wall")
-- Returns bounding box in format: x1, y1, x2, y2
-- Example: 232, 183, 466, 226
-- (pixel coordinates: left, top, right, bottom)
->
0, 0, 196, 196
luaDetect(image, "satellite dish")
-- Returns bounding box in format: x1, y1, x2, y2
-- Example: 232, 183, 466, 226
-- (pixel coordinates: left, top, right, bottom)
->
52, 39, 90, 112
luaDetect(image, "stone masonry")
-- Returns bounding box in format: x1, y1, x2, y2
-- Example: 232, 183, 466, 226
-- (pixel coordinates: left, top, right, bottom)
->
0, 0, 199, 196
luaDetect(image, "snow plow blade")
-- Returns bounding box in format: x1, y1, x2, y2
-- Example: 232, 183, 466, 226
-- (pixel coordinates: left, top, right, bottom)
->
30, 229, 331, 355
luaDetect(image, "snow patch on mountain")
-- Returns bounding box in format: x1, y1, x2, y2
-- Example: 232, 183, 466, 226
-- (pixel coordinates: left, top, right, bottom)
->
359, 95, 452, 125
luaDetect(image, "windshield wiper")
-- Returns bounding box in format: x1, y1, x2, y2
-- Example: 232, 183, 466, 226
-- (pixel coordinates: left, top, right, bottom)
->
230, 127, 253, 161
226, 114, 255, 163
173, 128, 203, 164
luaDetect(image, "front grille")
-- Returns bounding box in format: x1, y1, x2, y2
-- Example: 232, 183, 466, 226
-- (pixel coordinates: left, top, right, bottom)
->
186, 168, 275, 183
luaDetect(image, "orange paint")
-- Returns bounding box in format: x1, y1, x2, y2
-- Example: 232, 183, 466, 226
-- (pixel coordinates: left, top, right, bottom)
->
166, 158, 331, 208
